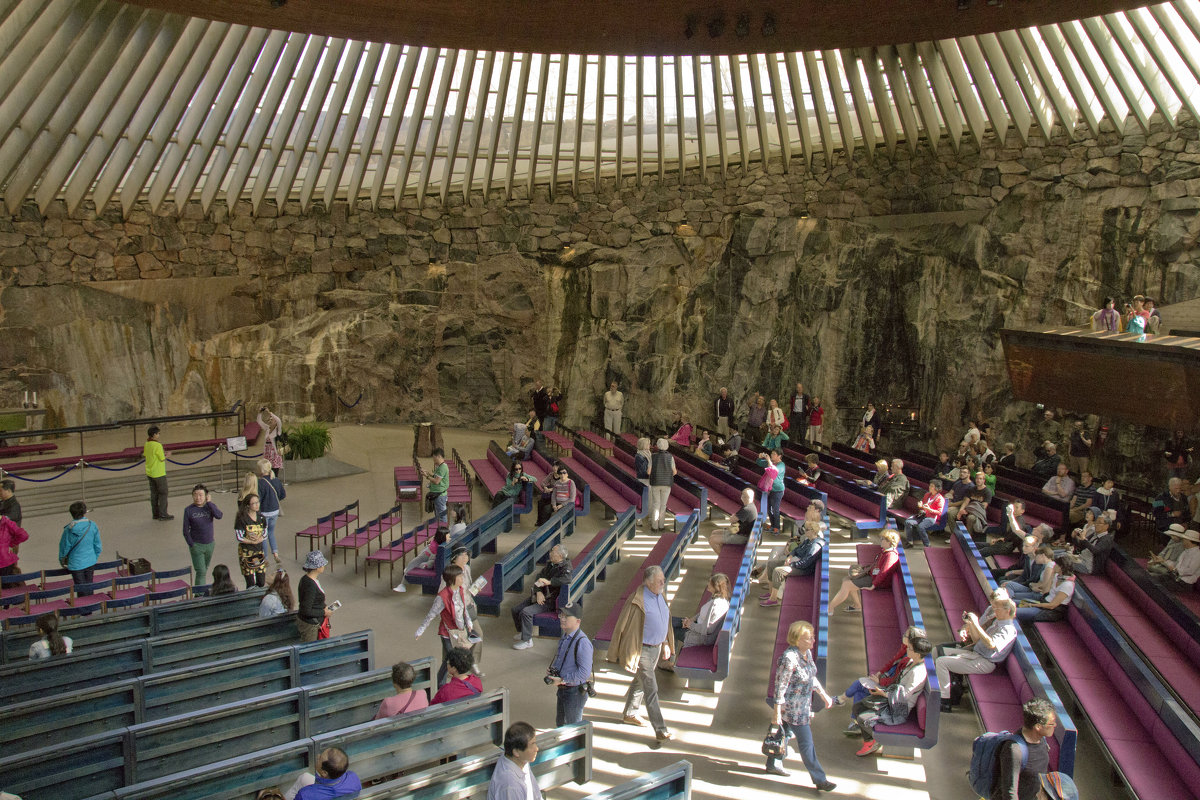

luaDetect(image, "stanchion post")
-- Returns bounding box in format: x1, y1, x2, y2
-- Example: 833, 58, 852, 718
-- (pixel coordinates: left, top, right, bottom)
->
78, 458, 87, 502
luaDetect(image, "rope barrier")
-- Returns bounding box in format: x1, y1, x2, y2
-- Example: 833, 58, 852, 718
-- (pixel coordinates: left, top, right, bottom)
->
231, 450, 265, 459
338, 392, 363, 409
166, 448, 221, 467
3, 463, 80, 482
86, 458, 147, 472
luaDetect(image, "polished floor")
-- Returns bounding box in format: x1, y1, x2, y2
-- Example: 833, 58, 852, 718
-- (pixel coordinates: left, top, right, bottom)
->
11, 423, 1121, 799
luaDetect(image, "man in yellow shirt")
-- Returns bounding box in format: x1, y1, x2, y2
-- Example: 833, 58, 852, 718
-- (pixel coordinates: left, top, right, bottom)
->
144, 426, 172, 521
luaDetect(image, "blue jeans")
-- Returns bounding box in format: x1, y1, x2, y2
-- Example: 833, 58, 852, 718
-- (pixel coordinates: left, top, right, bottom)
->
768, 490, 783, 530
766, 721, 827, 786
1002, 581, 1042, 602
556, 684, 587, 726
262, 512, 279, 555
842, 679, 872, 705
905, 517, 941, 546
434, 493, 448, 524
544, 416, 558, 432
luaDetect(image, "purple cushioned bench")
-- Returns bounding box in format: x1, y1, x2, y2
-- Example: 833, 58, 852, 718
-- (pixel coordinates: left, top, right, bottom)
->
560, 449, 640, 517
926, 527, 1076, 773
856, 543, 939, 748
531, 510, 630, 637
595, 513, 700, 646
528, 448, 591, 516
609, 442, 706, 521
767, 543, 830, 701
657, 441, 742, 516
674, 517, 763, 689
1035, 593, 1200, 799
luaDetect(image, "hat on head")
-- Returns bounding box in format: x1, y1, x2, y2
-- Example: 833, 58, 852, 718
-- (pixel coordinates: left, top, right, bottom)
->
558, 603, 583, 620
1167, 523, 1188, 537
451, 545, 469, 560
303, 551, 329, 570
1038, 772, 1077, 800
1182, 528, 1200, 544
1088, 506, 1103, 519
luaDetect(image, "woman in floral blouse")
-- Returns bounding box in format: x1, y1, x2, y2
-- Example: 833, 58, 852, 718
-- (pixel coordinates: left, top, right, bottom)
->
766, 620, 836, 792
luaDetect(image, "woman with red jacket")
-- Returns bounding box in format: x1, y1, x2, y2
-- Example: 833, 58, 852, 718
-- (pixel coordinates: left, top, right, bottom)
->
415, 564, 480, 686
829, 530, 900, 612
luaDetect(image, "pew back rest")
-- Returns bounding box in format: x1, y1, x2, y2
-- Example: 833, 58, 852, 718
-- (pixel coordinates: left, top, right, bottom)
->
0, 590, 266, 664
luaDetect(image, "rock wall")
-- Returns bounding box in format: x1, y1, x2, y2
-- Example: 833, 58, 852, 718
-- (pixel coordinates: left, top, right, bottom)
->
2, 114, 1199, 482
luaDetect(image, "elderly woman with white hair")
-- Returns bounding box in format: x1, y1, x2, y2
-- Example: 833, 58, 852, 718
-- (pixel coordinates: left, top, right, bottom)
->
648, 438, 676, 532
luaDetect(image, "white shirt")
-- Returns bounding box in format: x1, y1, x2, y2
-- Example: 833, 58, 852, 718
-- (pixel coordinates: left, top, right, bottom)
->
29, 635, 73, 660
603, 390, 624, 410
1175, 546, 1200, 584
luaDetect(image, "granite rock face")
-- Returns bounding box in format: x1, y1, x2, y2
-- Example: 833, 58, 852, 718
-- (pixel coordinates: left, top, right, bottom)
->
2, 114, 1199, 483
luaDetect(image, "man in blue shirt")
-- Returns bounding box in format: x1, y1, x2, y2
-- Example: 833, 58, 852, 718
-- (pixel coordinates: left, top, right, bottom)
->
546, 603, 593, 726
607, 565, 673, 741
294, 747, 361, 800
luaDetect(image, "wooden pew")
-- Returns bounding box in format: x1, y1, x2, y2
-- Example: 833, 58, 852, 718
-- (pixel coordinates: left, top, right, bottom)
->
0, 589, 266, 664
532, 507, 633, 637
474, 502, 575, 615
0, 614, 301, 705
580, 759, 691, 800
99, 689, 510, 800
353, 721, 592, 800
0, 632, 377, 753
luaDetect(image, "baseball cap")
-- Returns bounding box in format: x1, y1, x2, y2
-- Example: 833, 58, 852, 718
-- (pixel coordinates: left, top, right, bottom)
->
558, 603, 583, 620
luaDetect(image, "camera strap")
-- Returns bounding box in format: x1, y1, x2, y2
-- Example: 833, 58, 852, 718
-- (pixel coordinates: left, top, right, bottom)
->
553, 630, 592, 686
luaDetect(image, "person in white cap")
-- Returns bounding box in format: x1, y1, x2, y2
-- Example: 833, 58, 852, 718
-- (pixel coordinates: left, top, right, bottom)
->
1152, 526, 1200, 591
1147, 523, 1189, 575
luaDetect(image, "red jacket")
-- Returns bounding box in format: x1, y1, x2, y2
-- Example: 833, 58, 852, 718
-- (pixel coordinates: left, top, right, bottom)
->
431, 675, 483, 705
871, 549, 899, 590
0, 517, 29, 571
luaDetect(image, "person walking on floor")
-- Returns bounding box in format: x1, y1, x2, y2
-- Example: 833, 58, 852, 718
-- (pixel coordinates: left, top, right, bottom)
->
181, 484, 222, 585
648, 438, 676, 531
144, 426, 172, 521
606, 565, 674, 741
58, 501, 102, 595
765, 619, 836, 791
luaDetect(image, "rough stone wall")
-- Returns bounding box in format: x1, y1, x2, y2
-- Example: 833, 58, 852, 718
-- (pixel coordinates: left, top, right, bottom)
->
1, 114, 1199, 481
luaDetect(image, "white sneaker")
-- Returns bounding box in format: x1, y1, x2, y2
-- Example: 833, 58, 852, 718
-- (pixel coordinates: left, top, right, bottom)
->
512, 639, 533, 650
392, 584, 407, 593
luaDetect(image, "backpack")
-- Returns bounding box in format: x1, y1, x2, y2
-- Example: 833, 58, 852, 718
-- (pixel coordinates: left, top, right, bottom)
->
968, 731, 1028, 798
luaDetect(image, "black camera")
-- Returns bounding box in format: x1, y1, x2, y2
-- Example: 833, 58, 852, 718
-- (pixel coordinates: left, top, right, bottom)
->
584, 680, 597, 698
544, 667, 560, 685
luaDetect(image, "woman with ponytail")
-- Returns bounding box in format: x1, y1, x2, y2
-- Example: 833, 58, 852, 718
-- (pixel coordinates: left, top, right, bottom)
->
29, 613, 72, 660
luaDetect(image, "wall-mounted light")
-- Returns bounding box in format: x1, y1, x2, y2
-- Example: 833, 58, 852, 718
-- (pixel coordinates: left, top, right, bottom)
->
707, 15, 725, 38
735, 13, 751, 37
762, 14, 777, 36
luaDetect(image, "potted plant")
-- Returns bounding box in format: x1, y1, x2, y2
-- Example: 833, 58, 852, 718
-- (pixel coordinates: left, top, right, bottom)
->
282, 421, 334, 481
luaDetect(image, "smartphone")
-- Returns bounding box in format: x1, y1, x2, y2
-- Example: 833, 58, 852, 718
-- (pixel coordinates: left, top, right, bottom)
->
328, 600, 342, 611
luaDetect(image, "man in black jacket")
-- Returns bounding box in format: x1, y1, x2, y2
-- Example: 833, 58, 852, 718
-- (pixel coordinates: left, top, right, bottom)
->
714, 387, 733, 438
512, 544, 572, 650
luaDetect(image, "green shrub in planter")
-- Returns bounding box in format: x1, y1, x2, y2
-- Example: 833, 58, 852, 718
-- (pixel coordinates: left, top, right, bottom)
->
284, 422, 332, 461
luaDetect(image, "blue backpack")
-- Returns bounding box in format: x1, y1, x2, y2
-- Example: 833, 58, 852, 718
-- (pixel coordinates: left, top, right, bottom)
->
968, 731, 1028, 798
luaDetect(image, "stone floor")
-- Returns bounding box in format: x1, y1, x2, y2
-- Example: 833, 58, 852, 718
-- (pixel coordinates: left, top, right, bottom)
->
11, 422, 1122, 800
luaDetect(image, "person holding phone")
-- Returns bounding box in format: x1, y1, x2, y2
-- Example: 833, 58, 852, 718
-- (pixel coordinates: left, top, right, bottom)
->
297, 551, 336, 642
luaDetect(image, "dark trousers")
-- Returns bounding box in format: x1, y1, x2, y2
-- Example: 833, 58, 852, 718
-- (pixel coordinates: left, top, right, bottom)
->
556, 684, 587, 726
512, 597, 550, 641
148, 476, 169, 518
788, 413, 808, 444
71, 566, 96, 595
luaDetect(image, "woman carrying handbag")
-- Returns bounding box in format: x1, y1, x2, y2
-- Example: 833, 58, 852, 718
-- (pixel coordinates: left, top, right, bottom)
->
415, 563, 480, 686
764, 620, 836, 792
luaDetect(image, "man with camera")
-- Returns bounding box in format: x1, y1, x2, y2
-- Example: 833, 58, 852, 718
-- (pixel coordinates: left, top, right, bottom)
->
934, 590, 1018, 713
545, 603, 593, 726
